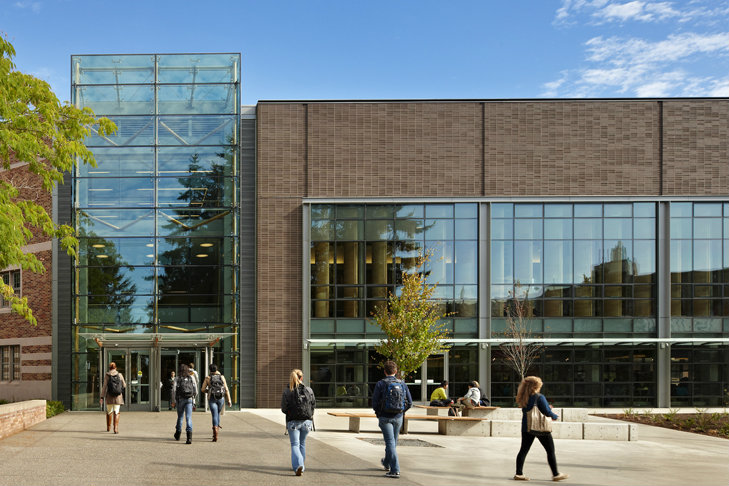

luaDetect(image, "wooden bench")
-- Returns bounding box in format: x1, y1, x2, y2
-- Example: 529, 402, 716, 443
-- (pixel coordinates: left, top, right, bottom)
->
414, 404, 499, 418
326, 411, 488, 435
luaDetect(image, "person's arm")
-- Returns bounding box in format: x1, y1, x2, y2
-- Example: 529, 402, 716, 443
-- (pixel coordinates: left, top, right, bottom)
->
536, 394, 559, 420
281, 389, 289, 415
222, 376, 232, 406
100, 374, 108, 403
200, 376, 209, 394
404, 384, 413, 413
371, 381, 383, 415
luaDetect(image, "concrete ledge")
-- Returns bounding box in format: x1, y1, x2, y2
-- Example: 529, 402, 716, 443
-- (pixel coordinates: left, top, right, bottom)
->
583, 422, 630, 441
551, 421, 583, 439
490, 420, 522, 437
0, 400, 46, 440
437, 418, 491, 436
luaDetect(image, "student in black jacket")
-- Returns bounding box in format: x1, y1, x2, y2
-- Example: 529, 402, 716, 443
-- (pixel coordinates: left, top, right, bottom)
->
281, 369, 316, 476
372, 360, 413, 479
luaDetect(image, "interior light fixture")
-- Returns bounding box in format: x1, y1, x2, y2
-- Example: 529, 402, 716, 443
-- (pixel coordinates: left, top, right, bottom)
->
195, 254, 209, 258
146, 254, 154, 258
92, 244, 106, 248
200, 243, 214, 247
96, 255, 109, 259
146, 243, 154, 247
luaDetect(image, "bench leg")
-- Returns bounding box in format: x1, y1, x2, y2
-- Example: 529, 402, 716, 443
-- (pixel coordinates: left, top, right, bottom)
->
348, 417, 361, 433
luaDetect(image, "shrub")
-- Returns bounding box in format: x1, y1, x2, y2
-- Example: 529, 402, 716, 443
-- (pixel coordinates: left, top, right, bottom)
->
46, 401, 65, 418
0, 399, 9, 405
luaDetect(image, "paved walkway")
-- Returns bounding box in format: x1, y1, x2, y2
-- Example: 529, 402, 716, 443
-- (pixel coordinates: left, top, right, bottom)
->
0, 408, 727, 485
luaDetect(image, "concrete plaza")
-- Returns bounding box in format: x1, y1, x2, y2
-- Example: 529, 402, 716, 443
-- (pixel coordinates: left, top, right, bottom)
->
0, 408, 726, 485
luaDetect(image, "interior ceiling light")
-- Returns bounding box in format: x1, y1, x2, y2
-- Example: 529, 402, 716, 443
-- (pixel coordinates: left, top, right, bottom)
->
195, 254, 209, 258
146, 243, 154, 247
92, 244, 105, 248
146, 254, 154, 258
200, 243, 214, 247
96, 255, 109, 259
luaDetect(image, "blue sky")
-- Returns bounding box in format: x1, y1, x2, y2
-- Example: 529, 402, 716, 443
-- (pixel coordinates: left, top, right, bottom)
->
2, 0, 729, 104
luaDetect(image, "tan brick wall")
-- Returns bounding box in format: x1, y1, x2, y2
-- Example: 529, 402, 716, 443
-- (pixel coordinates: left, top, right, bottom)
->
483, 101, 661, 196
662, 100, 729, 195
0, 401, 46, 440
254, 99, 728, 406
307, 103, 483, 197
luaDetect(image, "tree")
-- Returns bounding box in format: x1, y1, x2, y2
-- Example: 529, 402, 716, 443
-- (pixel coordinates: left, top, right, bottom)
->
372, 252, 451, 379
498, 284, 544, 380
0, 37, 115, 325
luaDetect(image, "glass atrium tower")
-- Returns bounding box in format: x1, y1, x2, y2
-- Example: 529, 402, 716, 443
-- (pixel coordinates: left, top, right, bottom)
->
70, 54, 241, 411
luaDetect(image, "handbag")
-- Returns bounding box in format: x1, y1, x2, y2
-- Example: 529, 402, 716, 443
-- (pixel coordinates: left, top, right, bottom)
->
526, 394, 553, 436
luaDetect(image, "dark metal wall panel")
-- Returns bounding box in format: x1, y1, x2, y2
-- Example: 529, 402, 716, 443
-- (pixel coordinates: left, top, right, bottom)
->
239, 116, 257, 407
54, 173, 73, 408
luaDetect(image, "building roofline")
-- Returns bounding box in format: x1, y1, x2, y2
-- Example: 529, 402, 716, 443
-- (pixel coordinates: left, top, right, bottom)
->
257, 97, 729, 104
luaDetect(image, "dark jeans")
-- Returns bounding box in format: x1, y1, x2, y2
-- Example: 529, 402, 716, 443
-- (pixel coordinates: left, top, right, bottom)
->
516, 432, 559, 476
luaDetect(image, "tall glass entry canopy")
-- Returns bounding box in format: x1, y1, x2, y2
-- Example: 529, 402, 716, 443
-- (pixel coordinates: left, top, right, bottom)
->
71, 54, 241, 411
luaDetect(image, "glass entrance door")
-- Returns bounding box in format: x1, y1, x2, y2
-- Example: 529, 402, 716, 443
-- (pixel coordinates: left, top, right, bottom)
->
104, 349, 152, 411
426, 353, 447, 401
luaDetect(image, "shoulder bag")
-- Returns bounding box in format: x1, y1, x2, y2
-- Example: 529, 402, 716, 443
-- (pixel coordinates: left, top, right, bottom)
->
526, 393, 553, 436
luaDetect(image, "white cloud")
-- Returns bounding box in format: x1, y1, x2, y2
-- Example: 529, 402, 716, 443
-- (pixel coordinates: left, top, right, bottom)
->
555, 0, 725, 25
542, 32, 729, 97
596, 1, 681, 23
14, 1, 41, 13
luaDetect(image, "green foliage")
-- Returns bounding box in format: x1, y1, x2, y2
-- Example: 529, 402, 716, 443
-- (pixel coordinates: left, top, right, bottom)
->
623, 408, 635, 419
372, 252, 450, 379
663, 408, 679, 422
0, 37, 115, 325
46, 400, 65, 418
0, 399, 9, 405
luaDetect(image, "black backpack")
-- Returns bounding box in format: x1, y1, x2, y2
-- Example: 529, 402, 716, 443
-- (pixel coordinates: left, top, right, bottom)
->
381, 377, 406, 414
209, 374, 225, 400
176, 375, 195, 399
107, 374, 123, 397
290, 385, 315, 420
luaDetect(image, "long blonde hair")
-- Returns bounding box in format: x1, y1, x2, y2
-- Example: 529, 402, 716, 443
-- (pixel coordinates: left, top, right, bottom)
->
289, 369, 304, 391
515, 376, 543, 408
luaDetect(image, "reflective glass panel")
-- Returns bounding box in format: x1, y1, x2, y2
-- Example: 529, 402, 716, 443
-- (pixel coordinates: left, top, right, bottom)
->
76, 85, 154, 115
454, 203, 478, 218
158, 146, 235, 176
84, 117, 155, 147
80, 147, 154, 177
544, 219, 572, 239
455, 219, 478, 240
544, 241, 572, 284
671, 203, 693, 217
491, 203, 513, 218
77, 177, 154, 208
514, 219, 542, 240
78, 209, 155, 237
515, 204, 542, 218
78, 295, 154, 324
634, 203, 655, 217
491, 218, 513, 240
491, 241, 513, 283
337, 206, 365, 219
158, 116, 237, 146
604, 204, 632, 217
425, 241, 454, 284
72, 55, 155, 84
157, 54, 239, 83
574, 240, 602, 284
426, 205, 453, 218
694, 203, 722, 217
76, 266, 154, 295
634, 218, 656, 239
693, 219, 722, 239
454, 241, 477, 284
157, 176, 235, 208
157, 209, 235, 236
78, 237, 155, 266
394, 204, 423, 218
395, 219, 424, 240
336, 221, 364, 240
514, 240, 542, 284
365, 220, 392, 240
425, 219, 454, 240
545, 204, 572, 218
158, 85, 236, 114
574, 204, 602, 217
574, 219, 602, 239
604, 218, 632, 239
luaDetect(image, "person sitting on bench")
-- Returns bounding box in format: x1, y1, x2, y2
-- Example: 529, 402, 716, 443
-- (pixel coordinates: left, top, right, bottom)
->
429, 380, 453, 407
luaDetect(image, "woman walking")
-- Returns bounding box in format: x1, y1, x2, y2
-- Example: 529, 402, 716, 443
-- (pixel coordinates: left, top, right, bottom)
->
514, 376, 568, 481
281, 369, 316, 476
200, 363, 232, 442
171, 363, 197, 444
100, 362, 126, 434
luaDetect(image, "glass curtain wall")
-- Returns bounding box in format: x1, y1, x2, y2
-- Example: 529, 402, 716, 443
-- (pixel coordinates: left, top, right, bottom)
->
490, 202, 658, 406
309, 203, 478, 405
70, 54, 240, 410
670, 202, 729, 406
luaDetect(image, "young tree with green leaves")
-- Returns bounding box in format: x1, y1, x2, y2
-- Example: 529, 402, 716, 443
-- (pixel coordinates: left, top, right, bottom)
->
372, 252, 451, 379
499, 284, 544, 380
0, 37, 115, 325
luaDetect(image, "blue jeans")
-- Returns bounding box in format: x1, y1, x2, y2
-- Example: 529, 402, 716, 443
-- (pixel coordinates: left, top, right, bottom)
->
209, 397, 224, 427
287, 420, 312, 471
176, 398, 194, 433
379, 416, 403, 474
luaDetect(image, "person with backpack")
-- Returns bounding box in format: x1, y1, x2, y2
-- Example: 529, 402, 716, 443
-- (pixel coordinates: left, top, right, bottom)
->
100, 361, 126, 434
452, 380, 481, 416
171, 363, 197, 444
200, 363, 232, 442
280, 369, 316, 476
372, 360, 412, 479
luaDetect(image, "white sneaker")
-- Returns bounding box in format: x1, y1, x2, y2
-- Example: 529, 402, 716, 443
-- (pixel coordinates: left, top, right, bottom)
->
513, 474, 530, 481
553, 473, 569, 481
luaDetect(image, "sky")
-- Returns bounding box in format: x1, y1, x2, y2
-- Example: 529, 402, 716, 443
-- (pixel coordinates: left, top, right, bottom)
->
2, 0, 729, 105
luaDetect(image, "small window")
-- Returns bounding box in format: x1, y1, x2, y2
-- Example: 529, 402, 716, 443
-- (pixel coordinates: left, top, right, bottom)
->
1, 270, 21, 308
0, 345, 21, 382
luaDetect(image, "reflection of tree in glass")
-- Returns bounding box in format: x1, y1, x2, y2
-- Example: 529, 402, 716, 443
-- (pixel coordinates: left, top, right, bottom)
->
78, 219, 139, 324
154, 150, 232, 324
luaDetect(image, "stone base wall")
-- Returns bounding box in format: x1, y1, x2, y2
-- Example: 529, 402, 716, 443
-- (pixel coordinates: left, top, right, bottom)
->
0, 400, 46, 440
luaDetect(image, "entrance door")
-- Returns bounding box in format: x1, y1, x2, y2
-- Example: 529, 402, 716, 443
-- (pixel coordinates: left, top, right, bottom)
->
103, 349, 152, 411
160, 348, 209, 410
425, 353, 447, 401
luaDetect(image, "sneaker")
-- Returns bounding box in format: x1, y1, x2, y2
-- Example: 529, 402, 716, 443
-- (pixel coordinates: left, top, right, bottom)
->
553, 473, 569, 481
381, 458, 389, 471
295, 466, 303, 476
513, 474, 530, 481
385, 472, 400, 479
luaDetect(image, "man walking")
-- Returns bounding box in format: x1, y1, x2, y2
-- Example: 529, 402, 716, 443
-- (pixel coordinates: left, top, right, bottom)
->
372, 360, 412, 479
